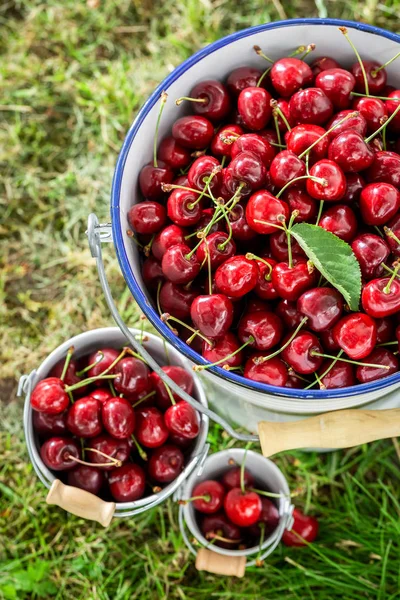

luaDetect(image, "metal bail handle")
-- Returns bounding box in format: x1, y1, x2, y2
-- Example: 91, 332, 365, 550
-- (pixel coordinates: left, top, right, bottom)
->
86, 213, 258, 443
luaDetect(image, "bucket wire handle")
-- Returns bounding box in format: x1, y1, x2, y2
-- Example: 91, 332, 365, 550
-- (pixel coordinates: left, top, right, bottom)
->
87, 213, 258, 444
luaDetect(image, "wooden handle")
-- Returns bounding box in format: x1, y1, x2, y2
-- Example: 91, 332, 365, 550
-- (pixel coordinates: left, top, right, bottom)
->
46, 480, 116, 527
258, 409, 400, 457
195, 548, 246, 577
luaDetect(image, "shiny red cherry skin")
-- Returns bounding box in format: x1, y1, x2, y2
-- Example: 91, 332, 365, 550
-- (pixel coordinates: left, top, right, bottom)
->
188, 155, 222, 194
385, 90, 400, 132
332, 313, 377, 359
326, 109, 367, 140
270, 58, 313, 97
274, 98, 294, 131
87, 348, 120, 381
342, 173, 365, 203
86, 434, 131, 471
231, 133, 275, 167
272, 260, 317, 301
167, 189, 202, 227
190, 294, 234, 339
224, 151, 266, 195
142, 256, 163, 290
33, 410, 68, 437
66, 397, 103, 438
328, 131, 374, 173
31, 378, 69, 414
307, 159, 346, 202
246, 191, 290, 234
201, 512, 241, 549
202, 333, 243, 369
139, 162, 174, 201
102, 397, 135, 439
172, 115, 214, 149
360, 182, 400, 226
211, 124, 244, 157
159, 281, 197, 320
49, 359, 81, 389
282, 508, 319, 546
227, 66, 265, 97
320, 328, 340, 351
150, 365, 194, 410
89, 388, 114, 404
385, 213, 400, 256
238, 310, 283, 351
289, 88, 333, 126
164, 401, 199, 439
376, 317, 395, 344
248, 496, 280, 538
315, 68, 355, 109
148, 444, 184, 483
191, 480, 225, 513
297, 287, 344, 332
352, 96, 387, 133
188, 79, 231, 122
215, 255, 258, 298
254, 257, 279, 300
362, 277, 400, 318
356, 348, 398, 383
351, 234, 390, 280
108, 464, 146, 502
283, 188, 317, 222
269, 150, 306, 188
224, 487, 262, 527
196, 232, 236, 270
221, 467, 254, 490
319, 204, 357, 242
244, 355, 288, 386
282, 331, 323, 374
286, 124, 328, 164
228, 202, 258, 242
68, 465, 105, 495
152, 225, 187, 262
40, 437, 80, 471
366, 151, 400, 188
161, 243, 200, 285
318, 359, 355, 389
195, 208, 225, 235
276, 299, 303, 329
135, 407, 169, 448
311, 56, 341, 76
158, 136, 191, 169
351, 60, 387, 95
114, 357, 152, 400
238, 87, 272, 130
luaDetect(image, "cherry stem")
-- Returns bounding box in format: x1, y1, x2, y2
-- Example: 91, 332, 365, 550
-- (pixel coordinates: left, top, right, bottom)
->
384, 227, 400, 246
76, 352, 103, 377
153, 91, 168, 168
365, 103, 400, 143
256, 523, 266, 564
271, 100, 292, 132
179, 494, 211, 505
161, 313, 213, 346
253, 45, 274, 63
65, 374, 118, 393
206, 241, 213, 298
270, 141, 286, 149
163, 381, 176, 406
246, 253, 273, 279
249, 487, 285, 499
276, 175, 326, 199
255, 317, 308, 365
240, 444, 251, 494
187, 167, 222, 211
371, 50, 400, 76
383, 262, 400, 294
205, 533, 242, 544
161, 183, 212, 200
289, 45, 306, 58
143, 234, 155, 257
220, 131, 241, 145
339, 27, 369, 96
193, 336, 254, 371
175, 96, 208, 106
309, 350, 390, 370
79, 447, 122, 467
298, 111, 359, 160
125, 346, 148, 364
67, 391, 74, 404
351, 92, 395, 101
378, 341, 398, 347
253, 218, 286, 231
299, 43, 316, 60
315, 200, 324, 226
60, 346, 75, 381
131, 434, 148, 461
67, 454, 120, 469
382, 263, 400, 279
131, 390, 156, 408
257, 65, 272, 88
126, 229, 144, 248
272, 110, 282, 147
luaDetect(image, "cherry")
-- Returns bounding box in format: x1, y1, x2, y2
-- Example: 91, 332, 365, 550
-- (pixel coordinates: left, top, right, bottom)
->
227, 66, 265, 97
152, 225, 187, 262
356, 348, 398, 383
326, 109, 367, 140
33, 410, 68, 437
342, 173, 365, 203
89, 388, 113, 404
221, 467, 254, 490
307, 159, 346, 202
31, 378, 69, 414
228, 202, 258, 242
246, 191, 290, 235
87, 348, 119, 381
164, 401, 199, 439
351, 234, 390, 279
201, 513, 241, 549
276, 299, 303, 329
352, 97, 387, 133
231, 133, 275, 167
269, 150, 306, 188
86, 435, 130, 471
351, 60, 387, 95
142, 257, 163, 290
157, 136, 191, 169
202, 333, 244, 369
248, 497, 280, 538
215, 255, 258, 298
289, 88, 333, 126
328, 131, 374, 173
385, 90, 400, 132
282, 331, 323, 374
318, 359, 355, 389
315, 68, 355, 109
253, 257, 279, 300
102, 397, 135, 439
223, 151, 266, 195
40, 437, 80, 471
360, 183, 400, 225
386, 213, 400, 256
273, 98, 294, 131
49, 359, 80, 388
188, 155, 222, 194
362, 277, 400, 318
135, 407, 169, 448
191, 480, 225, 513
190, 294, 234, 339
195, 208, 225, 235
211, 124, 244, 157
108, 464, 146, 502
139, 161, 174, 201
283, 188, 317, 223
272, 260, 317, 301
159, 281, 198, 320
237, 87, 272, 130
224, 487, 262, 527
172, 115, 214, 149
150, 366, 194, 410
196, 232, 236, 270
167, 189, 202, 227
68, 465, 105, 495
66, 397, 103, 438
270, 58, 313, 97
366, 151, 400, 188
238, 310, 283, 351
320, 328, 340, 351
161, 244, 200, 285
185, 80, 230, 122
286, 124, 328, 164
332, 313, 377, 359
318, 204, 358, 242
376, 317, 395, 344
297, 287, 344, 332
282, 508, 319, 546
244, 355, 288, 386
114, 357, 153, 400
148, 444, 184, 483
311, 56, 341, 76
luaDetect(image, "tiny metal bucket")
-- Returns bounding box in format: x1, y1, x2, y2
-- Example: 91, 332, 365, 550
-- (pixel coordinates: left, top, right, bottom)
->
178, 448, 293, 577
19, 327, 209, 526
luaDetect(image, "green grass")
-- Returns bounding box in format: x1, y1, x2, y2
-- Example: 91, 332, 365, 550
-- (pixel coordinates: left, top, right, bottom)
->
1, 0, 400, 598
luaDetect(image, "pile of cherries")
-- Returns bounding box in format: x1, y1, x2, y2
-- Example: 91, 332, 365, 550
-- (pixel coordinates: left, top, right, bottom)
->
30, 344, 200, 502
182, 463, 318, 549
130, 29, 400, 390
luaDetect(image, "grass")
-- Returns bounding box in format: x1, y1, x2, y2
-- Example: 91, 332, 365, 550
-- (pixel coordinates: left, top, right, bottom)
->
1, 0, 400, 598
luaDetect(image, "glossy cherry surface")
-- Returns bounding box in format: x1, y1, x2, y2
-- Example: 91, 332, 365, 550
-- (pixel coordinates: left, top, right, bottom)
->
152, 225, 187, 262
215, 255, 258, 298
286, 124, 328, 163
282, 331, 323, 374
356, 348, 398, 383
31, 377, 69, 414
318, 359, 356, 389
66, 397, 103, 438
102, 397, 136, 439
148, 444, 184, 483
33, 410, 68, 437
238, 310, 283, 350
351, 60, 387, 95
164, 401, 199, 439
159, 281, 198, 320
351, 234, 390, 280
360, 183, 400, 226
270, 58, 313, 97
269, 150, 306, 188
289, 88, 333, 126
40, 437, 80, 471
297, 287, 343, 332
150, 366, 194, 410
172, 115, 214, 149
191, 480, 225, 513
68, 465, 105, 495
114, 357, 153, 400
282, 508, 319, 546
201, 513, 241, 549
139, 162, 174, 201
224, 487, 262, 527
158, 136, 191, 169
196, 232, 236, 270
202, 333, 244, 368
231, 133, 275, 167
328, 131, 374, 173
246, 190, 290, 234
135, 407, 169, 448
161, 243, 200, 285
307, 159, 346, 202
315, 68, 355, 109
87, 348, 120, 381
190, 294, 234, 339
362, 277, 400, 318
366, 151, 400, 188
224, 151, 266, 195
108, 464, 146, 502
188, 79, 231, 122
167, 188, 202, 228
128, 201, 166, 235
332, 313, 377, 359
238, 86, 272, 130
272, 260, 317, 301
87, 435, 131, 471
244, 355, 288, 386
319, 204, 358, 242
221, 467, 254, 490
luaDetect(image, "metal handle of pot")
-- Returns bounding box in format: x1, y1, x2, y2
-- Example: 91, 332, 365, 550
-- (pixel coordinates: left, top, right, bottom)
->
258, 408, 400, 457
86, 213, 257, 444
46, 480, 116, 527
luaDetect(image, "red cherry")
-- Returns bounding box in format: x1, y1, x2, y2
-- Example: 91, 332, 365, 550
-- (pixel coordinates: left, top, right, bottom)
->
215, 255, 258, 298
376, 317, 395, 344
135, 407, 169, 448
190, 294, 234, 339
87, 347, 119, 382
164, 401, 199, 439
139, 162, 174, 201
311, 56, 341, 77
289, 88, 333, 126
187, 80, 231, 122
49, 359, 81, 388
320, 328, 340, 351
158, 136, 191, 169
237, 87, 272, 130
385, 90, 400, 132
196, 232, 236, 270
150, 366, 194, 410
352, 96, 388, 133
238, 310, 283, 351
195, 208, 225, 235
152, 225, 187, 262
366, 151, 400, 188
269, 150, 306, 188
286, 124, 328, 164
283, 188, 317, 222
276, 299, 303, 329
254, 257, 279, 300
282, 331, 323, 374
326, 109, 367, 140
224, 487, 262, 527
167, 189, 202, 227
31, 378, 69, 414
89, 388, 114, 404
351, 234, 390, 279
297, 287, 344, 332
188, 155, 222, 194
172, 115, 214, 149
142, 257, 163, 290
315, 68, 355, 109
228, 202, 258, 242
148, 444, 184, 483
332, 313, 377, 359
231, 133, 275, 167
318, 359, 355, 389
114, 357, 152, 400
342, 173, 365, 203
161, 243, 200, 285
102, 397, 135, 439
211, 124, 244, 157
108, 464, 146, 502
244, 355, 288, 386
227, 66, 265, 97
202, 333, 244, 369
191, 480, 225, 513
246, 190, 290, 234
318, 204, 358, 242
86, 435, 130, 471
223, 151, 266, 196
248, 497, 280, 538
386, 213, 400, 256
362, 278, 400, 318
201, 512, 241, 549
66, 397, 103, 438
221, 467, 254, 490
68, 465, 105, 495
40, 437, 80, 471
33, 410, 68, 437
356, 348, 398, 383
351, 60, 387, 95
274, 98, 294, 131
328, 131, 374, 173
159, 281, 197, 320
360, 182, 400, 226
270, 58, 313, 97
307, 159, 346, 202
282, 508, 319, 546
272, 260, 317, 301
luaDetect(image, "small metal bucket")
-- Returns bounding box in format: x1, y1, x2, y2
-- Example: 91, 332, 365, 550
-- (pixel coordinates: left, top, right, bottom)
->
19, 327, 209, 526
